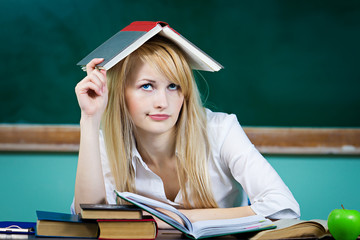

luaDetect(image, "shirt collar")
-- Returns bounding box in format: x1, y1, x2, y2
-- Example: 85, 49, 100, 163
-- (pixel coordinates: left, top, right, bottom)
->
131, 145, 152, 172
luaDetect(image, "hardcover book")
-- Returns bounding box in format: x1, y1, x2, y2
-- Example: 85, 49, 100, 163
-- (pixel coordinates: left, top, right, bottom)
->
80, 203, 142, 220
77, 21, 223, 72
97, 215, 158, 240
115, 191, 275, 239
36, 210, 98, 238
247, 218, 332, 239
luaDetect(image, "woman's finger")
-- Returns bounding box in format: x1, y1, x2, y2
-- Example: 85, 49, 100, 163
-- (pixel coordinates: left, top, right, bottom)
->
76, 76, 103, 96
100, 69, 107, 77
92, 69, 106, 86
88, 73, 104, 92
78, 69, 105, 93
80, 81, 103, 97
86, 58, 104, 75
94, 69, 107, 94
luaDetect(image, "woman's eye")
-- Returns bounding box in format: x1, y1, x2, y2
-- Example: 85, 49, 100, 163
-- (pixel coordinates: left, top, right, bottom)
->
168, 83, 179, 90
141, 84, 153, 90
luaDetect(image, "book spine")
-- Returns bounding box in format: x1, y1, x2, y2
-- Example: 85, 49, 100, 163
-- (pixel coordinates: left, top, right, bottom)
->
97, 219, 155, 223
97, 217, 158, 239
121, 21, 180, 36
121, 21, 167, 32
99, 238, 155, 240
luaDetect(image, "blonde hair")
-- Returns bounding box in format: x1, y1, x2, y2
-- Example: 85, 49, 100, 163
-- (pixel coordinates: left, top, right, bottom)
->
102, 36, 218, 208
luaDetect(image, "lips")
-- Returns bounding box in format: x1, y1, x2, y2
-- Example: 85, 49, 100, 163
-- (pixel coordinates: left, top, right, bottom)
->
148, 114, 170, 121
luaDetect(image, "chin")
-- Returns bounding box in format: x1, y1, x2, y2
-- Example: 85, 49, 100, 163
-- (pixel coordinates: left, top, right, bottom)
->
140, 124, 176, 136
149, 128, 173, 135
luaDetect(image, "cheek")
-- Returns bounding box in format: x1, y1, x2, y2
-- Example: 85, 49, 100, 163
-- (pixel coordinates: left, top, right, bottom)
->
126, 99, 136, 117
125, 91, 141, 118
175, 95, 184, 112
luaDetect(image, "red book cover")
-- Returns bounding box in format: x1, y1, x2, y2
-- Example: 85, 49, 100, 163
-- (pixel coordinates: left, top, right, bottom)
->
121, 21, 167, 32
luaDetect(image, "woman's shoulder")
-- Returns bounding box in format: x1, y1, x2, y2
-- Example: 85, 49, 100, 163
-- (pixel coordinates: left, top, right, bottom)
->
205, 108, 238, 127
205, 108, 241, 143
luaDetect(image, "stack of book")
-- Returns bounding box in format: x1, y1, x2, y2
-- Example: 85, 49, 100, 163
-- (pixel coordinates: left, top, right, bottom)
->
32, 193, 332, 240
81, 204, 157, 240
35, 204, 157, 239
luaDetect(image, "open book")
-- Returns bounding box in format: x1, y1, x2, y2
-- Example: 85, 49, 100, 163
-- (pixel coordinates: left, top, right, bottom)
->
247, 218, 331, 239
115, 191, 275, 239
77, 21, 223, 72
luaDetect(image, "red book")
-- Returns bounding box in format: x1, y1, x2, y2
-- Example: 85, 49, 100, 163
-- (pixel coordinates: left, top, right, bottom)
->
77, 21, 223, 72
97, 215, 158, 240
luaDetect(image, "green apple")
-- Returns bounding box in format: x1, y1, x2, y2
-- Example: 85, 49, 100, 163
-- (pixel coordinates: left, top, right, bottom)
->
328, 205, 360, 240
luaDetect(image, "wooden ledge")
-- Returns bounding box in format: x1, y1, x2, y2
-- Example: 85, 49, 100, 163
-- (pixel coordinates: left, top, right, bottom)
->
0, 124, 80, 152
0, 124, 359, 155
245, 127, 360, 155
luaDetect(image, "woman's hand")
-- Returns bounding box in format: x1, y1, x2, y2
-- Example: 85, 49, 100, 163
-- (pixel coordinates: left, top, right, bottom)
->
75, 58, 108, 123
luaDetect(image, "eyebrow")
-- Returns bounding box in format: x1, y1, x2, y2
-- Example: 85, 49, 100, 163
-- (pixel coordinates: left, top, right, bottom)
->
139, 79, 156, 83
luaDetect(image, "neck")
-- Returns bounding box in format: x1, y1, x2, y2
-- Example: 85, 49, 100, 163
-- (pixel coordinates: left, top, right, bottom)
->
134, 129, 177, 167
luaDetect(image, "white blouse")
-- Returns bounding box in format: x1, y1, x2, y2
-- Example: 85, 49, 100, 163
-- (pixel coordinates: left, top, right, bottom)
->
72, 109, 300, 219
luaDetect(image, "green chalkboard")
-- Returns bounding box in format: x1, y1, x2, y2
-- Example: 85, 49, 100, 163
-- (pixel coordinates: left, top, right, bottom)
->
1, 0, 359, 127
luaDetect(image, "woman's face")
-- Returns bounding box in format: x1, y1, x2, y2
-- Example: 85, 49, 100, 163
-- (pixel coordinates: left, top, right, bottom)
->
125, 60, 184, 137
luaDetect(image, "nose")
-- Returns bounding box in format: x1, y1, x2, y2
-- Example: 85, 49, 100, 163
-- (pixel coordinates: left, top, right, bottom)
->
153, 89, 168, 109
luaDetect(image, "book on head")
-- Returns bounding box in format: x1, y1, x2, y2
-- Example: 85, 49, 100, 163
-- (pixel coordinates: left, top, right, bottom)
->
36, 210, 98, 238
80, 203, 143, 220
115, 191, 276, 239
77, 21, 224, 72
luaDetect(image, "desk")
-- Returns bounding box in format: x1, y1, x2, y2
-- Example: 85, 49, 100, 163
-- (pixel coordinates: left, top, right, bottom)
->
0, 231, 237, 240
0, 230, 333, 240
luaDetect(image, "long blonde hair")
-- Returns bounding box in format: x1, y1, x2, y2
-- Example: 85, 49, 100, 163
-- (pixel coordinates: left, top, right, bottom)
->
102, 36, 218, 208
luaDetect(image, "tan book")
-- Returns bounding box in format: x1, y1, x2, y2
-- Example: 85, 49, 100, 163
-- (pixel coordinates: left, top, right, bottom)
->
97, 215, 157, 240
247, 219, 331, 239
36, 210, 98, 238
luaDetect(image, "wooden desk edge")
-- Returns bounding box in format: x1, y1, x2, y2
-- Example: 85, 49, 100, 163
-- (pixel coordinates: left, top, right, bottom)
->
1, 124, 359, 155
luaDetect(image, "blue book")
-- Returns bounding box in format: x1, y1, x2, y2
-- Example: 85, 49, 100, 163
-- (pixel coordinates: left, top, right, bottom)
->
36, 211, 98, 238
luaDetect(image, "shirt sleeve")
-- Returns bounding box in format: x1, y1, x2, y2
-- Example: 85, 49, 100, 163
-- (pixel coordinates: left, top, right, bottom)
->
219, 114, 300, 219
99, 130, 118, 204
69, 131, 117, 214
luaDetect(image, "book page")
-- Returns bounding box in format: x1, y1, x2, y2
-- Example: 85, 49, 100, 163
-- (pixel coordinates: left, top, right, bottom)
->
115, 191, 192, 234
191, 215, 274, 239
160, 26, 223, 72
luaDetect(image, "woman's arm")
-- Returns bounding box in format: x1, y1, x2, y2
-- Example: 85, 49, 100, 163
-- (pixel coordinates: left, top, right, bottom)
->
74, 58, 108, 214
220, 114, 300, 218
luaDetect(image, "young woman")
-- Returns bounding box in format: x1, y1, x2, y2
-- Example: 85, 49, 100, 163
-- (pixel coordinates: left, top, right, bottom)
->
73, 36, 300, 225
